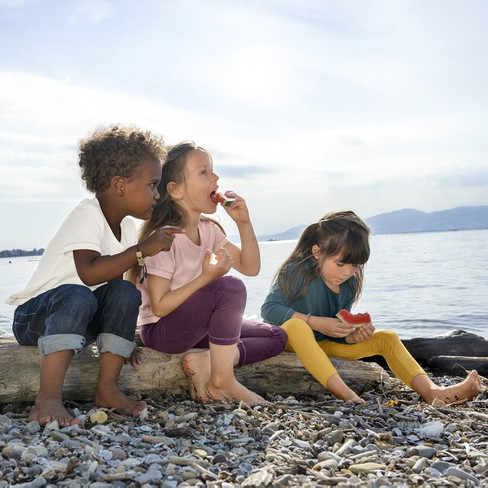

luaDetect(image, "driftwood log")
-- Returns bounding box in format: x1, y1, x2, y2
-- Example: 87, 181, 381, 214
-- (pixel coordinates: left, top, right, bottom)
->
364, 330, 488, 376
402, 329, 488, 364
0, 335, 392, 405
1, 329, 485, 405
403, 329, 488, 376
427, 356, 488, 376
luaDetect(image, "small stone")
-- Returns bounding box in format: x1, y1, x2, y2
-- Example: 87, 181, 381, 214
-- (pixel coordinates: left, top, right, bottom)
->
232, 408, 248, 417
50, 431, 70, 442
444, 467, 480, 486
109, 447, 127, 461
22, 420, 41, 435
349, 462, 388, 474
193, 448, 208, 459
0, 415, 12, 434
430, 460, 455, 473
424, 467, 442, 478
42, 420, 59, 434
89, 411, 109, 424
414, 445, 436, 459
313, 459, 339, 471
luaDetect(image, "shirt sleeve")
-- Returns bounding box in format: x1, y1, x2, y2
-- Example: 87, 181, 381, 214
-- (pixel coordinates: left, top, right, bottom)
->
210, 222, 229, 251
62, 201, 104, 254
261, 281, 296, 325
144, 245, 176, 281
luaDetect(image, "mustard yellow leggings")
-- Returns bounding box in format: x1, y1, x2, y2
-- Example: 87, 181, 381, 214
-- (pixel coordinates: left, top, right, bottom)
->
281, 318, 426, 389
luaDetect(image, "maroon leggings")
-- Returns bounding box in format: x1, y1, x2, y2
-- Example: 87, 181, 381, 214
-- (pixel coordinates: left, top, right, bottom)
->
140, 276, 287, 366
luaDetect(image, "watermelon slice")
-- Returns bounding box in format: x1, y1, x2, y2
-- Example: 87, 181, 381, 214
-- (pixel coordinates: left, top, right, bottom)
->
210, 190, 235, 207
336, 309, 371, 328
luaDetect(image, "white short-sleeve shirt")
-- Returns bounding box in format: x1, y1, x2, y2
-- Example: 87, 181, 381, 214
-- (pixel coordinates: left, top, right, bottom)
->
7, 198, 137, 306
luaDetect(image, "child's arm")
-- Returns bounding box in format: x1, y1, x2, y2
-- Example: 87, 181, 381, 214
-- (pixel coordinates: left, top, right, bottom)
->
292, 312, 354, 338
221, 192, 260, 276
74, 226, 182, 286
344, 323, 375, 344
148, 248, 232, 317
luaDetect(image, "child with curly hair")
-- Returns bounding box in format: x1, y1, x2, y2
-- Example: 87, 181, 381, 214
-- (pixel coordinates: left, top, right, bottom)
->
7, 125, 181, 426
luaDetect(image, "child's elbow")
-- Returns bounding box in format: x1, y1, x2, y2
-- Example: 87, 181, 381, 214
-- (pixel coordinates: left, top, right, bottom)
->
243, 263, 261, 277
78, 275, 99, 287
151, 303, 172, 318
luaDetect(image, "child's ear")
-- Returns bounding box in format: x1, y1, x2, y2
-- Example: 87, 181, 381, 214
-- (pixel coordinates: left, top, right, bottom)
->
311, 244, 320, 259
167, 181, 182, 200
112, 176, 125, 196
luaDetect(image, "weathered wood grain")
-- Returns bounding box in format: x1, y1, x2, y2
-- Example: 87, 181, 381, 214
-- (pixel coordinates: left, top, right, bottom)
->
427, 355, 488, 376
0, 335, 393, 404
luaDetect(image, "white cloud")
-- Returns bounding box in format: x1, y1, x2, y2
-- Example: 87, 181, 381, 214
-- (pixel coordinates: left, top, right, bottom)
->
0, 0, 487, 248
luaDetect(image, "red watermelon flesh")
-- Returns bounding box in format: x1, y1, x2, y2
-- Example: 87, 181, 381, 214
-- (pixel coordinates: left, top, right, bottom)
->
336, 309, 371, 328
210, 191, 235, 207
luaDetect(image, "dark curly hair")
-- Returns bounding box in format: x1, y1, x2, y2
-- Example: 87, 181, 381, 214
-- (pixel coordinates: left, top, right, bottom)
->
78, 125, 167, 193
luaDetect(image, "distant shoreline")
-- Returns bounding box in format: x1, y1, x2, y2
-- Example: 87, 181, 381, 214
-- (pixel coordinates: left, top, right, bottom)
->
2, 224, 488, 254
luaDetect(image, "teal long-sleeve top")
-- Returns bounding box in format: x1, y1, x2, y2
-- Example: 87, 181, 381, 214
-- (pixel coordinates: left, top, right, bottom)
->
261, 263, 356, 343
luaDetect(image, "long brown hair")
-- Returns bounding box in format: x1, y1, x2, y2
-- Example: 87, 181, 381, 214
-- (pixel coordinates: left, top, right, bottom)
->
128, 141, 224, 283
273, 210, 370, 304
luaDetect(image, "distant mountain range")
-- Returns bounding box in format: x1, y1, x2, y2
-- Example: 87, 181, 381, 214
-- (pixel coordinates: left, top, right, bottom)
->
252, 205, 488, 241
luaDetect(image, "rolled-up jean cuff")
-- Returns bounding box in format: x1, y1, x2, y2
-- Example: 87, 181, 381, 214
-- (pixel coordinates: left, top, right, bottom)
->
38, 334, 85, 356
97, 333, 135, 358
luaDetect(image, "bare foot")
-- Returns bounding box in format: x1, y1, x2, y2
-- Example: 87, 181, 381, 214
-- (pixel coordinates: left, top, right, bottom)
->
428, 370, 481, 405
29, 394, 80, 427
344, 395, 365, 405
205, 377, 266, 405
181, 351, 211, 401
326, 374, 363, 403
95, 385, 146, 417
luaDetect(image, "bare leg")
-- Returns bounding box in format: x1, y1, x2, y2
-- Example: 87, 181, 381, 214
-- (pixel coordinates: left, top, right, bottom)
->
29, 350, 80, 427
326, 374, 365, 404
203, 343, 265, 404
411, 370, 481, 405
95, 352, 146, 416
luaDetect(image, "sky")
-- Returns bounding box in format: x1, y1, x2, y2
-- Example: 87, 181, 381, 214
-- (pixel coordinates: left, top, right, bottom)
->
1, 0, 487, 249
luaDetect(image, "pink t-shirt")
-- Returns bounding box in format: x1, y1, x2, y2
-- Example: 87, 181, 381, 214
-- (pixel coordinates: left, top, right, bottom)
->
138, 219, 228, 325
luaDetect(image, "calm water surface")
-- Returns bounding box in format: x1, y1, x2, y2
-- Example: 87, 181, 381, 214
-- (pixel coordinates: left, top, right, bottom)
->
1, 229, 487, 340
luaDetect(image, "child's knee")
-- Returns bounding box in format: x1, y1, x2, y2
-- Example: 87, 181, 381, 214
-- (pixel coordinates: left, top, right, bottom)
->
375, 329, 400, 342
373, 329, 402, 350
281, 318, 313, 349
50, 285, 98, 326
211, 276, 247, 309
109, 279, 140, 301
103, 280, 141, 313
282, 318, 310, 337
215, 275, 246, 294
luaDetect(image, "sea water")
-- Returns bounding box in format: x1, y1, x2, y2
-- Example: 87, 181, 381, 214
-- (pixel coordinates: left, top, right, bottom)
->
1, 229, 487, 340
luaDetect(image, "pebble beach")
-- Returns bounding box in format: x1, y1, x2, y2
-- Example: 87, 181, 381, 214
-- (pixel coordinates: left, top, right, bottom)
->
1, 372, 487, 487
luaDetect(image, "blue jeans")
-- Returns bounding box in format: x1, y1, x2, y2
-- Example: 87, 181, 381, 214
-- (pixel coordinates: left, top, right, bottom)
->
12, 280, 141, 358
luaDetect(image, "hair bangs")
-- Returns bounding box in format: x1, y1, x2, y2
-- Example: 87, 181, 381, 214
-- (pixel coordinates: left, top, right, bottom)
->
340, 229, 370, 265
